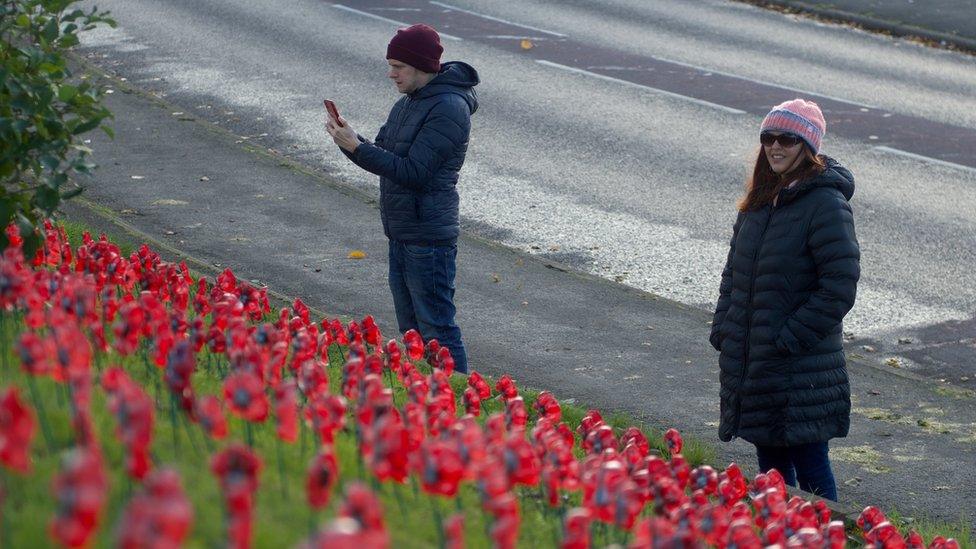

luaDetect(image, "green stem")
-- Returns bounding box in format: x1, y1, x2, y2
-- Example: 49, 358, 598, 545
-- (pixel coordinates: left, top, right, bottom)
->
25, 375, 54, 452
276, 435, 288, 500
430, 494, 445, 549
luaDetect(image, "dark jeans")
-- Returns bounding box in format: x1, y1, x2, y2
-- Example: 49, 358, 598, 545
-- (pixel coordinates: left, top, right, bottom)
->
388, 239, 468, 374
755, 441, 837, 501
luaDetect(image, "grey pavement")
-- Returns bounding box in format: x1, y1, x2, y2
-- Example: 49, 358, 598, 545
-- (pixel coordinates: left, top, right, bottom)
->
744, 0, 976, 52
62, 66, 976, 531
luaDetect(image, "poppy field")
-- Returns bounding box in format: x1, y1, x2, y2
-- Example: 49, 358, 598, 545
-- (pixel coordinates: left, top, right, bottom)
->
0, 221, 968, 548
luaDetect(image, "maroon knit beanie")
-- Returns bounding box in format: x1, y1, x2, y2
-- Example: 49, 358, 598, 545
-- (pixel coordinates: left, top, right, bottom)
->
386, 24, 443, 74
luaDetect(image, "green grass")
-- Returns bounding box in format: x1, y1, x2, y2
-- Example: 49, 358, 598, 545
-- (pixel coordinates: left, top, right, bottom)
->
17, 217, 966, 547
885, 508, 974, 548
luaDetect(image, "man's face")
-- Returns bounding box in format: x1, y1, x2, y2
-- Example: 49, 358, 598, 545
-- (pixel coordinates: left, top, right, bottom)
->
388, 60, 424, 94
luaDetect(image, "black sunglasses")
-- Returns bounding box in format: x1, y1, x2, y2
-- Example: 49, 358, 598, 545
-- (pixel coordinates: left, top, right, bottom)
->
760, 132, 804, 147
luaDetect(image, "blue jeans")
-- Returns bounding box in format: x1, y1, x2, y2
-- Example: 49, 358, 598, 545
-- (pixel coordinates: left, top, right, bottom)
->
755, 441, 837, 501
388, 240, 468, 374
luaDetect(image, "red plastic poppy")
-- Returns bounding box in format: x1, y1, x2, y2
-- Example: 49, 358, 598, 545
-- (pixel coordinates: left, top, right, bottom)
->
223, 370, 269, 423
307, 447, 339, 509
0, 387, 35, 473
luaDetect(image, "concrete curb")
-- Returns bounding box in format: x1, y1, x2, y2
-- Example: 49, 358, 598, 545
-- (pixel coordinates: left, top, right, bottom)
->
737, 0, 976, 55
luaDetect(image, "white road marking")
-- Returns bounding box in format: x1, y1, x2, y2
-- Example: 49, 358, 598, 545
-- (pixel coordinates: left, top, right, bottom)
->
536, 60, 747, 115
482, 35, 554, 41
873, 146, 976, 174
331, 4, 462, 40
428, 1, 567, 38
650, 55, 880, 110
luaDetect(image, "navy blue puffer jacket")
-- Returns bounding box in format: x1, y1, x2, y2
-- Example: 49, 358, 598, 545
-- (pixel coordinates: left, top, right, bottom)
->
345, 61, 479, 244
710, 158, 860, 447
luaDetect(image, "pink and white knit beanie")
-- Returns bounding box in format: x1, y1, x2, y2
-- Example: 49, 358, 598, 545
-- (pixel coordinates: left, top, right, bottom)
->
760, 99, 826, 154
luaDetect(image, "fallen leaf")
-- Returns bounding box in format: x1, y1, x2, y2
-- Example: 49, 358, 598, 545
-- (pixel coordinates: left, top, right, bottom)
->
520, 39, 534, 50
491, 273, 501, 283
348, 250, 366, 259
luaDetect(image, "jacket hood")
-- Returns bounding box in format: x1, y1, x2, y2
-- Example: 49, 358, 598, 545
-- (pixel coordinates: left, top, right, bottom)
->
783, 156, 855, 203
413, 61, 480, 114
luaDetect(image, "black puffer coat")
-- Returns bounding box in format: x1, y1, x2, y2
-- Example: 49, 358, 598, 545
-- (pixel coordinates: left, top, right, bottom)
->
344, 61, 479, 244
710, 158, 860, 447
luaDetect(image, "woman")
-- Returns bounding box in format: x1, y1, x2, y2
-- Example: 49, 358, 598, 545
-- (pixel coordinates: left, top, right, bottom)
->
710, 99, 860, 501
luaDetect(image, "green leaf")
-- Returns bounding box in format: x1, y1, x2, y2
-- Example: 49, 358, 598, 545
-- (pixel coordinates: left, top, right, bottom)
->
41, 16, 59, 43
100, 124, 114, 139
58, 84, 77, 102
60, 186, 84, 200
58, 33, 79, 48
34, 185, 59, 213
70, 117, 101, 135
40, 154, 60, 172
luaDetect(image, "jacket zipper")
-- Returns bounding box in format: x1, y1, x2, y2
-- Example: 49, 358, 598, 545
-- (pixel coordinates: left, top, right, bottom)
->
732, 202, 776, 438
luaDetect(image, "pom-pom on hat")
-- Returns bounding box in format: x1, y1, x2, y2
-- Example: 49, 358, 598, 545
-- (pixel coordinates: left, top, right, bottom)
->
760, 99, 826, 154
386, 24, 443, 74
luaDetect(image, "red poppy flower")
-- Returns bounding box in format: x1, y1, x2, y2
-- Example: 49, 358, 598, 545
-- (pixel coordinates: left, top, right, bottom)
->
362, 315, 381, 347
503, 432, 540, 487
365, 410, 409, 483
583, 424, 616, 455
116, 468, 193, 548
297, 359, 329, 399
403, 329, 424, 361
726, 519, 762, 549
467, 371, 490, 399
425, 339, 441, 365
338, 482, 387, 534
576, 409, 603, 441
194, 395, 228, 439
824, 520, 852, 549
858, 506, 887, 538
488, 499, 520, 549
164, 340, 196, 410
304, 393, 347, 445
418, 438, 464, 497
463, 387, 481, 416
533, 391, 561, 423
50, 447, 108, 548
495, 374, 518, 401
505, 396, 528, 430
905, 529, 925, 549
663, 428, 683, 454
307, 447, 339, 509
274, 380, 299, 443
561, 508, 592, 549
211, 444, 262, 547
445, 514, 464, 549
0, 387, 35, 473
102, 368, 154, 479
689, 465, 718, 495
224, 370, 269, 423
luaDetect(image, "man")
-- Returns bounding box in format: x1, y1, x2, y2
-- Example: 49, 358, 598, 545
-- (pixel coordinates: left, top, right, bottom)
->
326, 23, 478, 374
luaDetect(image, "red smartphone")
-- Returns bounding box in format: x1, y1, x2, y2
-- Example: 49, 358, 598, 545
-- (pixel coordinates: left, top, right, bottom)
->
323, 99, 344, 127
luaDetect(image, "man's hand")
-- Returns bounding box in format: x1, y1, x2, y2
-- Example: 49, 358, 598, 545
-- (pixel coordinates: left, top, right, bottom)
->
326, 117, 360, 153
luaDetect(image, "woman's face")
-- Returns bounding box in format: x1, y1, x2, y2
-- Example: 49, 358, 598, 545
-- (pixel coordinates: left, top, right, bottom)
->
762, 132, 805, 175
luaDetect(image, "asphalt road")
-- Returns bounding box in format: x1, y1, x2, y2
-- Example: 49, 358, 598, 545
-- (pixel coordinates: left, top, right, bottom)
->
65, 0, 976, 529
76, 0, 976, 388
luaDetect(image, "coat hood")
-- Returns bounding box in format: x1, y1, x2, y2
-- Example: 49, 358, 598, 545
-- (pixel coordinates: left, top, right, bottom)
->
412, 61, 480, 114
782, 156, 855, 204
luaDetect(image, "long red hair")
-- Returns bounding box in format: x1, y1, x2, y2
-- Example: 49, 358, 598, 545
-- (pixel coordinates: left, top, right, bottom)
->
738, 146, 826, 212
